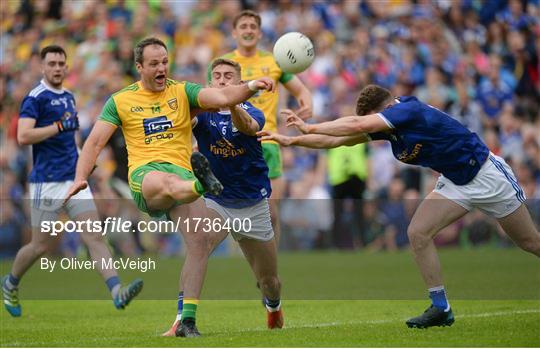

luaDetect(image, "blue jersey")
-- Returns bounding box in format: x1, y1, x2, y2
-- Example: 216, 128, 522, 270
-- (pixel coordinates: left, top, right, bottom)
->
19, 80, 79, 183
372, 96, 489, 185
193, 102, 271, 208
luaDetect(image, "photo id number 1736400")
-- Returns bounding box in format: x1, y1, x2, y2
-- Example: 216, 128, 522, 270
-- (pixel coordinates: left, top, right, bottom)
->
179, 217, 252, 233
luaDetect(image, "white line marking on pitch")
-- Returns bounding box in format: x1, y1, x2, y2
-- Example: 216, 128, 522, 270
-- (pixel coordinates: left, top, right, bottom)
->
211, 308, 540, 334
3, 309, 539, 346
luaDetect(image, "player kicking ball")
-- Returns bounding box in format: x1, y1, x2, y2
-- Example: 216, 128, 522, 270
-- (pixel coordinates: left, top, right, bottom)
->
3, 45, 142, 318
66, 38, 275, 338
162, 58, 283, 337
258, 84, 540, 329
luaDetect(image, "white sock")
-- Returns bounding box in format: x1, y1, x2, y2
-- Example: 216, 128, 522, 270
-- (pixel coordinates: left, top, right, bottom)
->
111, 284, 121, 299
4, 278, 16, 290
265, 301, 281, 313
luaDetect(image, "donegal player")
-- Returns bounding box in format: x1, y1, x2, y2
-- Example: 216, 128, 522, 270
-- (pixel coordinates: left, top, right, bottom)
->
212, 10, 313, 245
66, 37, 275, 337
259, 84, 540, 329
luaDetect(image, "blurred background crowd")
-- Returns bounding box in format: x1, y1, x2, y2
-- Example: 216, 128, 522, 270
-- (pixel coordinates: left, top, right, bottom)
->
1, 0, 539, 258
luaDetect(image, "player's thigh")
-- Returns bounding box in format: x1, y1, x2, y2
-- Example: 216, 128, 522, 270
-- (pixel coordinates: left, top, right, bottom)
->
169, 197, 205, 232
141, 171, 177, 211
29, 208, 59, 250
204, 206, 229, 252
239, 238, 278, 279
497, 204, 539, 246
169, 198, 216, 251
72, 210, 103, 244
66, 185, 100, 244
409, 191, 469, 238
268, 177, 283, 229
65, 182, 97, 220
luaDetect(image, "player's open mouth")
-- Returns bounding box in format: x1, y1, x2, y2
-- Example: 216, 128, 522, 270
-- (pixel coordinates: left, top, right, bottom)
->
242, 35, 254, 41
155, 75, 165, 84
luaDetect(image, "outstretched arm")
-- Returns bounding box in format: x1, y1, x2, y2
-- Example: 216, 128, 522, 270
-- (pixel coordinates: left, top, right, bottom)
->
64, 121, 117, 203
283, 109, 390, 136
198, 78, 275, 109
257, 130, 370, 149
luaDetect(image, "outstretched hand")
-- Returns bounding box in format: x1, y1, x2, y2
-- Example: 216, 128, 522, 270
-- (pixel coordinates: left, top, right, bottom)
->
281, 109, 310, 134
295, 104, 312, 120
63, 180, 88, 206
256, 130, 293, 146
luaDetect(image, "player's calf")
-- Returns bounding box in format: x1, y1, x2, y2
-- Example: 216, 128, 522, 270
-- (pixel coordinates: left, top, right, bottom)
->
515, 235, 540, 257
258, 275, 281, 299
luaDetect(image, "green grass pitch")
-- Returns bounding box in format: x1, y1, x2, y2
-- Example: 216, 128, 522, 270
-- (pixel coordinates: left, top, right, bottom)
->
1, 248, 539, 347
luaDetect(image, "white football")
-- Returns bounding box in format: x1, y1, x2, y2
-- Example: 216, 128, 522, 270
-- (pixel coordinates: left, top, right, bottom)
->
273, 32, 315, 74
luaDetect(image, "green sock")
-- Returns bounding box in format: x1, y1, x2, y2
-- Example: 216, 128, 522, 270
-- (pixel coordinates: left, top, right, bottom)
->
192, 180, 205, 195
182, 299, 198, 321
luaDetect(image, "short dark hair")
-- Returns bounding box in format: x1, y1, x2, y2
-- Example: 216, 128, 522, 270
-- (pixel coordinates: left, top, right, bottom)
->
355, 85, 393, 115
232, 10, 261, 28
211, 58, 242, 77
134, 37, 167, 65
40, 45, 66, 60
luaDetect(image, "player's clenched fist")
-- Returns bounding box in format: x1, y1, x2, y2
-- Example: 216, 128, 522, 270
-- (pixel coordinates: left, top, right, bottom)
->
248, 77, 276, 92
55, 113, 79, 132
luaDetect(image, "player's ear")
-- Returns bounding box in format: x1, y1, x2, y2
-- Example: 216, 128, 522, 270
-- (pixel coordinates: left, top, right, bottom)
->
135, 62, 142, 73
232, 27, 239, 40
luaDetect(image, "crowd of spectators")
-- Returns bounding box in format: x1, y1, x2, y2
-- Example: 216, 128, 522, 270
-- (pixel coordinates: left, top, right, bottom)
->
1, 0, 539, 257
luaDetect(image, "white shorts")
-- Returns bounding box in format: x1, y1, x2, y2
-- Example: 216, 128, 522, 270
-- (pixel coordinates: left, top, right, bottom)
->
204, 198, 274, 241
434, 154, 526, 218
29, 181, 97, 227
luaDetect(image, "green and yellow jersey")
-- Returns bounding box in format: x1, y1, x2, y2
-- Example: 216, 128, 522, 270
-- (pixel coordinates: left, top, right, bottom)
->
213, 50, 294, 137
99, 79, 201, 178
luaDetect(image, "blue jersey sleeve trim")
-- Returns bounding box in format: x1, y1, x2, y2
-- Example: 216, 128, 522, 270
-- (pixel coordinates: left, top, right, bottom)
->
377, 113, 394, 129
252, 112, 265, 131
241, 102, 265, 130
19, 114, 37, 119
